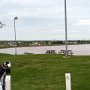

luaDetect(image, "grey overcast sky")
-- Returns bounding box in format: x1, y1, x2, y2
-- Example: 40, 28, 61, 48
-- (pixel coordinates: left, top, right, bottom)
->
0, 0, 90, 40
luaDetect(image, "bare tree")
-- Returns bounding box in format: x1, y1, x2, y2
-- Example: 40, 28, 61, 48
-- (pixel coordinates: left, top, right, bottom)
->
0, 22, 5, 28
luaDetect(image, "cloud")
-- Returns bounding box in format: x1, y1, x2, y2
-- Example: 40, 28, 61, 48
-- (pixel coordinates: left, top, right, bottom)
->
0, 0, 63, 7
0, 0, 64, 19
42, 29, 64, 33
73, 19, 90, 25
1, 0, 90, 40
8, 7, 64, 19
69, 30, 80, 33
1, 0, 33, 5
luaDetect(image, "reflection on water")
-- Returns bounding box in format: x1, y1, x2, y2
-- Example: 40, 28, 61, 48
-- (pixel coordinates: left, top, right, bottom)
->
0, 44, 90, 55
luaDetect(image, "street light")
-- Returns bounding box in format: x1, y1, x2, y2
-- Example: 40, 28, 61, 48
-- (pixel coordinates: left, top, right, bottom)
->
64, 0, 68, 56
14, 16, 18, 55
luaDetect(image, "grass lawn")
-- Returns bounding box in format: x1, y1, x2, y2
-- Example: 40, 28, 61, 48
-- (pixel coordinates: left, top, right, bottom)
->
0, 54, 90, 90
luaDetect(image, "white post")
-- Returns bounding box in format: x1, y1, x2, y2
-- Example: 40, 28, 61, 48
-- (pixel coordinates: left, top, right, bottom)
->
5, 75, 11, 90
0, 84, 2, 90
65, 73, 71, 90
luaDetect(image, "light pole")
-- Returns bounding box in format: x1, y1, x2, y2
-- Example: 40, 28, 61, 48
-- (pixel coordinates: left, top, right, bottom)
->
14, 16, 18, 55
64, 0, 68, 56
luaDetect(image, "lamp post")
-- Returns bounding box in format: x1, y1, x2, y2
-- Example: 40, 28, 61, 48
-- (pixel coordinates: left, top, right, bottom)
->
14, 16, 18, 55
64, 0, 68, 56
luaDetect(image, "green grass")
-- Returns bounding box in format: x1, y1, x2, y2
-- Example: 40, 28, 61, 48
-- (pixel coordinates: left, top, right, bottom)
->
0, 54, 90, 90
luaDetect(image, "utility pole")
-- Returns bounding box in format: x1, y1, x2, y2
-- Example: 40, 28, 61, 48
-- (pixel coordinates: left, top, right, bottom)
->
64, 0, 68, 56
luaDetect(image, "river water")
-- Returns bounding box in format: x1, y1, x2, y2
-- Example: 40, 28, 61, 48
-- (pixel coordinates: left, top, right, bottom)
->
0, 44, 90, 55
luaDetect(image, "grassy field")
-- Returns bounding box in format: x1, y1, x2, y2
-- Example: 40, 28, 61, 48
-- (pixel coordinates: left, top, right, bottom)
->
0, 54, 90, 90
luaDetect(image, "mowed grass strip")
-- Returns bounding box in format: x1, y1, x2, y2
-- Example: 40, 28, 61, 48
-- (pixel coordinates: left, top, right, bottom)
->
0, 54, 90, 90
